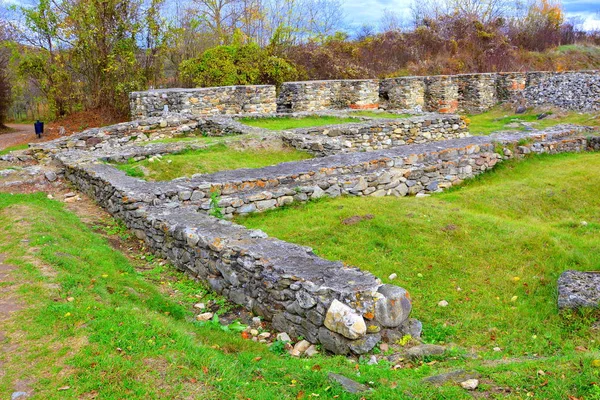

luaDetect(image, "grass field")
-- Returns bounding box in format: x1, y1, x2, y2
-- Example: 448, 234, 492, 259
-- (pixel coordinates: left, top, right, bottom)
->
0, 144, 28, 155
115, 144, 312, 181
349, 111, 412, 119
467, 107, 600, 135
239, 115, 359, 130
3, 155, 600, 399
241, 152, 600, 398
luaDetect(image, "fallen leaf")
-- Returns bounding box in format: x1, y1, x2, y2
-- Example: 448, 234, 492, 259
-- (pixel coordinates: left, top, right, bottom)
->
296, 391, 305, 399
58, 386, 71, 391
202, 366, 209, 374
254, 357, 262, 362
311, 365, 321, 371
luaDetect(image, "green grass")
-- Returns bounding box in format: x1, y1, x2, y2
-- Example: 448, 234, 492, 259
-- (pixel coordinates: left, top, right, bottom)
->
350, 111, 412, 119
2, 155, 600, 398
467, 107, 600, 135
115, 144, 313, 181
556, 44, 600, 55
240, 153, 600, 398
143, 136, 225, 145
0, 144, 29, 155
239, 115, 359, 130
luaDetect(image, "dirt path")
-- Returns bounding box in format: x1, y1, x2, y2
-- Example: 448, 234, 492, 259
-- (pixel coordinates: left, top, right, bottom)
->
0, 124, 45, 151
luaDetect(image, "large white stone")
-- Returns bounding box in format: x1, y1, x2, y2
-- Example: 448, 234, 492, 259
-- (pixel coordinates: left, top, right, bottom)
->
324, 299, 366, 340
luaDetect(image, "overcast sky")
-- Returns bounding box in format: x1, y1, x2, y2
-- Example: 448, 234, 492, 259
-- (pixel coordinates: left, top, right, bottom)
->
342, 0, 600, 31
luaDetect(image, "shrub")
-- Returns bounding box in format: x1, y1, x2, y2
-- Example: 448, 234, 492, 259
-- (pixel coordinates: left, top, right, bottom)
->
180, 42, 299, 88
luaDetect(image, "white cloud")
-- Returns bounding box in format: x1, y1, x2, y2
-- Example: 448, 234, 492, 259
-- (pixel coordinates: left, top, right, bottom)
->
341, 0, 600, 31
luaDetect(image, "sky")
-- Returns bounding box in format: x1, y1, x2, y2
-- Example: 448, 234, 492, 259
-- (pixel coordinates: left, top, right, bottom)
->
342, 0, 600, 31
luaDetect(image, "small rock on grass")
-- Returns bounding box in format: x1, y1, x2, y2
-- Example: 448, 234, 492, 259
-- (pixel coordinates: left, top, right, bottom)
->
406, 344, 446, 360
11, 392, 28, 400
276, 332, 291, 342
438, 300, 449, 307
257, 332, 271, 340
388, 273, 397, 280
328, 373, 370, 394
460, 379, 479, 390
292, 340, 311, 355
196, 312, 213, 321
423, 370, 481, 385
305, 345, 319, 357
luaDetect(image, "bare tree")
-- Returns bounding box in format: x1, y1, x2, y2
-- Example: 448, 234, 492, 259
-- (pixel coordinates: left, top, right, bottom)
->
379, 9, 404, 33
411, 0, 512, 25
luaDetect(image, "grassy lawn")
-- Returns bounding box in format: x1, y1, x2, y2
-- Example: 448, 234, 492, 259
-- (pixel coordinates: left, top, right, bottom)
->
241, 152, 600, 398
0, 144, 29, 155
142, 136, 226, 145
350, 111, 412, 119
239, 115, 359, 130
115, 144, 312, 181
467, 107, 600, 135
2, 155, 600, 398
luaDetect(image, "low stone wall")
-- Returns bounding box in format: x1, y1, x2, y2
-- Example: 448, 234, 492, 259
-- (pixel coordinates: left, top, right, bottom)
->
277, 80, 380, 113
379, 77, 426, 110
130, 85, 277, 119
523, 71, 600, 111
40, 119, 597, 355
129, 70, 599, 119
282, 114, 468, 156
457, 73, 497, 113
61, 155, 416, 355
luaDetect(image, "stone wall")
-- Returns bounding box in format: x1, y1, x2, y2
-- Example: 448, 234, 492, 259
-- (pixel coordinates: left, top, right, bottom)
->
282, 114, 468, 156
523, 71, 600, 111
60, 154, 417, 355
457, 73, 498, 113
38, 117, 597, 355
379, 77, 426, 110
130, 85, 277, 119
129, 70, 599, 119
276, 80, 380, 113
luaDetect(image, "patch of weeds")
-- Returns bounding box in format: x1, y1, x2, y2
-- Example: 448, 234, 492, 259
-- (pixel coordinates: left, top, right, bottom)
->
517, 137, 534, 146
93, 218, 132, 240
208, 190, 224, 219
269, 339, 289, 355
239, 115, 358, 130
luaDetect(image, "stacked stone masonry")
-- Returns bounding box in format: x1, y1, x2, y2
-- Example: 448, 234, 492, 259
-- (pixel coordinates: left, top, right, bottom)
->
277, 80, 380, 113
130, 85, 277, 119
132, 70, 599, 119
34, 96, 600, 354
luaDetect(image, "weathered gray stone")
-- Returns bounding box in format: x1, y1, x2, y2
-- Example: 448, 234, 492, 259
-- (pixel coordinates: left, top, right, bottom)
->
328, 373, 371, 394
406, 344, 446, 359
423, 370, 481, 385
324, 299, 367, 339
558, 270, 600, 309
375, 284, 412, 328
318, 327, 350, 354
348, 333, 381, 354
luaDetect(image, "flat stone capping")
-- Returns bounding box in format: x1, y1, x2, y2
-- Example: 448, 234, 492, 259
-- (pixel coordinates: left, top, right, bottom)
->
558, 270, 600, 309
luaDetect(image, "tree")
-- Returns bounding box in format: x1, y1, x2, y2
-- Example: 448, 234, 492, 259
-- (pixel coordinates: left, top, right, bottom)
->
0, 26, 11, 128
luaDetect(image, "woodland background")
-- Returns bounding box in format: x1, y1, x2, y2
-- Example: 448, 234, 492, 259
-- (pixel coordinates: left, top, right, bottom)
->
0, 0, 599, 128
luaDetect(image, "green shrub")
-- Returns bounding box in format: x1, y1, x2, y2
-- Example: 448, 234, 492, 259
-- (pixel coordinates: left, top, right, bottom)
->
180, 42, 299, 88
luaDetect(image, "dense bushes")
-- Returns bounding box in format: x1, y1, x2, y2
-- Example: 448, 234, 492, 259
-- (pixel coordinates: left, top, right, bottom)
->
180, 41, 300, 87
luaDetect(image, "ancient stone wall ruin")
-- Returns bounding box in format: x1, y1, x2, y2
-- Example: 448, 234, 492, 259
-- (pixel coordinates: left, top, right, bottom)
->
130, 85, 277, 119
131, 70, 599, 119
37, 75, 600, 355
